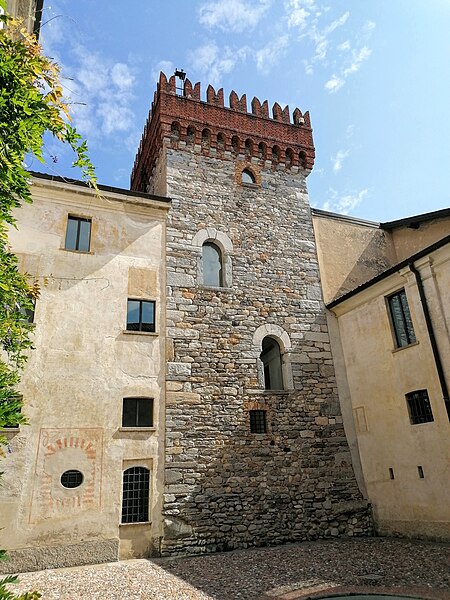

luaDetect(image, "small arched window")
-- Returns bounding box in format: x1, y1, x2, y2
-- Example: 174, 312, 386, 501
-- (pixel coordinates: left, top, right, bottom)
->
242, 169, 255, 185
170, 121, 180, 141
258, 142, 266, 160
202, 242, 223, 287
201, 128, 211, 150
285, 148, 293, 168
217, 132, 225, 150
299, 151, 306, 168
122, 466, 150, 524
260, 337, 283, 390
272, 145, 280, 163
245, 138, 253, 157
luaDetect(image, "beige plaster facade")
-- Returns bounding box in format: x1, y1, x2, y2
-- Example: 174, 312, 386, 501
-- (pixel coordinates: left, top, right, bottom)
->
0, 175, 170, 572
314, 209, 450, 540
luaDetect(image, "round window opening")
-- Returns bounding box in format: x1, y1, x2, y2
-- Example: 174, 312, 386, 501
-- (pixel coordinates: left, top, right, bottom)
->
241, 169, 255, 184
60, 470, 84, 489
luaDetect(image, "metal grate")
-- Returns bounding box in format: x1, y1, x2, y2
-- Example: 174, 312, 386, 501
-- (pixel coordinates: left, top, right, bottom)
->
406, 389, 434, 424
61, 470, 83, 488
250, 410, 267, 434
121, 466, 150, 523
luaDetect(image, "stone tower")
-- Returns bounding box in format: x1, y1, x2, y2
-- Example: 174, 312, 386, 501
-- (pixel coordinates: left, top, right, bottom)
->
131, 72, 372, 554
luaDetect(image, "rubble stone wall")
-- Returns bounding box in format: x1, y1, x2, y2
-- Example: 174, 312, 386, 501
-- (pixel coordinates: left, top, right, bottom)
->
160, 142, 372, 555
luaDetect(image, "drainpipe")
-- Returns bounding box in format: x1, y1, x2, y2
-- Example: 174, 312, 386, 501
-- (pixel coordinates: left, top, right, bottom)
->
409, 261, 450, 421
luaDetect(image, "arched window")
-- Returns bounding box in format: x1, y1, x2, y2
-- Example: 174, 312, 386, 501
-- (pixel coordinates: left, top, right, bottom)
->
258, 142, 266, 160
202, 242, 223, 287
170, 121, 180, 141
299, 151, 306, 168
121, 466, 150, 523
217, 132, 225, 151
260, 337, 283, 390
245, 138, 253, 157
272, 145, 280, 163
285, 148, 293, 168
241, 169, 255, 184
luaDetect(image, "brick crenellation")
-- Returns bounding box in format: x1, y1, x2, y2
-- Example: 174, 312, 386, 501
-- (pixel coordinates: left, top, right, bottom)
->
130, 72, 315, 192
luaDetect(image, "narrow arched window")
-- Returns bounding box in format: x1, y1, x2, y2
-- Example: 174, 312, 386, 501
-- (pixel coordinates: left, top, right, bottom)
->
186, 125, 196, 145
202, 242, 223, 287
122, 466, 150, 523
242, 169, 255, 184
231, 135, 240, 155
260, 337, 283, 390
201, 128, 210, 150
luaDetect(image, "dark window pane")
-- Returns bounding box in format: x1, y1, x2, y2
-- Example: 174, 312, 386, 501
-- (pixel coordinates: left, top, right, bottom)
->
137, 399, 153, 427
260, 337, 283, 390
122, 398, 138, 427
203, 243, 222, 287
65, 217, 78, 250
78, 219, 91, 252
141, 301, 155, 332
242, 169, 255, 184
127, 300, 141, 330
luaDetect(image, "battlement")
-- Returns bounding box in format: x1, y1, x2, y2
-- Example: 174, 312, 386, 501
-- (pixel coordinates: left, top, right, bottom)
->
130, 72, 315, 192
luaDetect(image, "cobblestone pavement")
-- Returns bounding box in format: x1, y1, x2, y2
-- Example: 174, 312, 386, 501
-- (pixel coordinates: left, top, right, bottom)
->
9, 538, 450, 600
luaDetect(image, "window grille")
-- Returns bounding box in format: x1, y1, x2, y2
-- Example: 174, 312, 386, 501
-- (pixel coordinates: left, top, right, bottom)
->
387, 289, 416, 348
65, 216, 91, 252
250, 410, 267, 434
122, 397, 153, 428
406, 389, 434, 424
122, 466, 150, 523
61, 470, 83, 488
127, 299, 155, 332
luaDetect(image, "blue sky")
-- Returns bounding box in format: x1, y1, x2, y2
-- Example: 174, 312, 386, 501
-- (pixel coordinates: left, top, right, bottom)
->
36, 0, 450, 222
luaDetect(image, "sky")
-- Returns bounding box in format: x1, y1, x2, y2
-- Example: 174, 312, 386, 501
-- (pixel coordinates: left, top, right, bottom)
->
35, 0, 450, 222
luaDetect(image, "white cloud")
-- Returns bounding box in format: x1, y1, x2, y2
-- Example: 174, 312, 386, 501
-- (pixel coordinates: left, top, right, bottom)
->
189, 42, 248, 85
337, 40, 351, 52
323, 188, 368, 215
199, 0, 271, 33
343, 46, 372, 76
325, 45, 372, 93
61, 47, 137, 138
324, 75, 344, 93
111, 63, 135, 91
151, 60, 174, 82
284, 0, 316, 29
324, 11, 349, 35
331, 149, 349, 173
255, 34, 290, 74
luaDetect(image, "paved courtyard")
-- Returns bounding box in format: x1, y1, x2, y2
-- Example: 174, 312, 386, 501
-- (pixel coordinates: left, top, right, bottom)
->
8, 538, 450, 600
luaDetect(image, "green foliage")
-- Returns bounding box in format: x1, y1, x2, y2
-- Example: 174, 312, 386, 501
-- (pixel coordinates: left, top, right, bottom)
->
0, 12, 97, 437
0, 10, 95, 597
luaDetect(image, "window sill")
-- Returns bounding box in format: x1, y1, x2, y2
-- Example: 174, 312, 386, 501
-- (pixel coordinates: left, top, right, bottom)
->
0, 427, 20, 432
241, 182, 259, 190
122, 330, 158, 337
198, 285, 233, 292
118, 427, 155, 432
392, 340, 419, 353
60, 248, 94, 255
247, 389, 290, 395
119, 521, 151, 527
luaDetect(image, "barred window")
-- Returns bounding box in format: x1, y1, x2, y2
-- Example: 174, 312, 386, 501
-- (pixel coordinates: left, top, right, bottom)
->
406, 390, 434, 424
387, 289, 416, 348
121, 466, 150, 524
250, 410, 267, 434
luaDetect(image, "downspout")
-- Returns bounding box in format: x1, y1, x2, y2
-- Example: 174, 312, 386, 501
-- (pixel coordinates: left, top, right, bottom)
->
409, 261, 450, 421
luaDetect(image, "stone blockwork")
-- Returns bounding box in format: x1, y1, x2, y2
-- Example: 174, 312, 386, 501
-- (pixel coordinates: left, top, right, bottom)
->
132, 74, 372, 555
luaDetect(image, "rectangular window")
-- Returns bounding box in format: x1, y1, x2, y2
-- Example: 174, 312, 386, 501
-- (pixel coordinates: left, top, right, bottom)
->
122, 397, 153, 428
406, 389, 434, 424
126, 299, 155, 332
387, 289, 416, 348
249, 409, 267, 434
121, 466, 150, 523
65, 216, 91, 252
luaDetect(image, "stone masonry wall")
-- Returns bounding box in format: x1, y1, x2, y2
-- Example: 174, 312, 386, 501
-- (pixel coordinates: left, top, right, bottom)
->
159, 141, 372, 555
